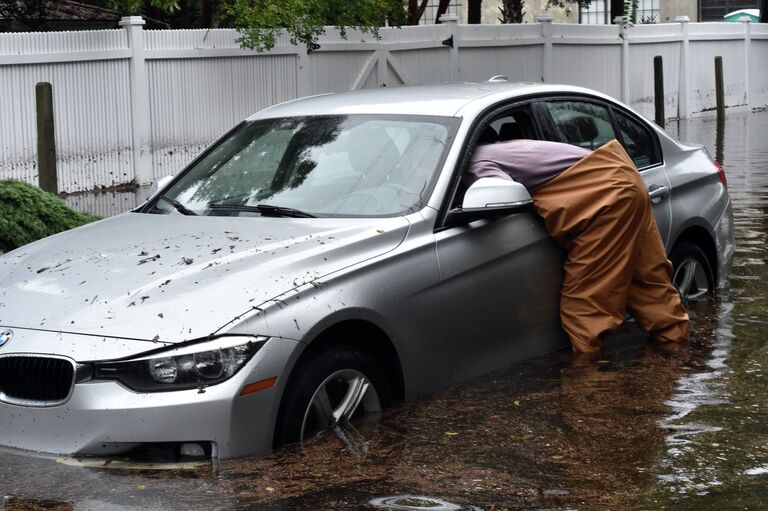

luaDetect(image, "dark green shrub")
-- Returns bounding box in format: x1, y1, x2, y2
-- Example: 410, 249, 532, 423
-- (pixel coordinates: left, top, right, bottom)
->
0, 179, 100, 253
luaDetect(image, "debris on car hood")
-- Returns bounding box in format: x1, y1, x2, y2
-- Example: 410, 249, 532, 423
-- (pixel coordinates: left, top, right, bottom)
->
0, 213, 409, 343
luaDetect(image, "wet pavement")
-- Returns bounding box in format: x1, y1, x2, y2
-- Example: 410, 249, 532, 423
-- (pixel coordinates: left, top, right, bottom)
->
2, 109, 768, 510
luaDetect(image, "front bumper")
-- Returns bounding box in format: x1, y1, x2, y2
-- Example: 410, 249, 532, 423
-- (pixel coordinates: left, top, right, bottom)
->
0, 338, 299, 459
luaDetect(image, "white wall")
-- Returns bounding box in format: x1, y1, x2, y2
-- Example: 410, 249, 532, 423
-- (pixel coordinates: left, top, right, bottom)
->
0, 18, 764, 193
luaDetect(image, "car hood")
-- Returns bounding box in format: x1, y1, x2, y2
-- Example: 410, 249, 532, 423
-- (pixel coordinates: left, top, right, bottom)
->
0, 212, 409, 343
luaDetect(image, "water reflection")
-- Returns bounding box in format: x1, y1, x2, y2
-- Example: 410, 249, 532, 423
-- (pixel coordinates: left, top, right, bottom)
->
652, 109, 768, 508
716, 114, 725, 165
0, 334, 685, 510
660, 300, 734, 448
654, 298, 735, 498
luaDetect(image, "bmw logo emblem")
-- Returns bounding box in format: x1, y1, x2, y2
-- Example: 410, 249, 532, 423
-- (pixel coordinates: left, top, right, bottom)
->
0, 329, 12, 348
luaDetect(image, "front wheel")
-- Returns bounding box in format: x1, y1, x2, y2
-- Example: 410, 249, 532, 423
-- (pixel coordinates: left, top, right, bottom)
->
670, 242, 714, 300
274, 346, 390, 448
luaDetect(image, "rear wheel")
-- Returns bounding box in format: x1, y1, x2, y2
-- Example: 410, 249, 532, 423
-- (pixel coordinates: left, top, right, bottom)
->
670, 242, 714, 300
274, 346, 390, 448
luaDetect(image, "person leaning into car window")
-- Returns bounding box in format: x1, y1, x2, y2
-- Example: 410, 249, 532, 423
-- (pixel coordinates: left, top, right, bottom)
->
466, 136, 689, 353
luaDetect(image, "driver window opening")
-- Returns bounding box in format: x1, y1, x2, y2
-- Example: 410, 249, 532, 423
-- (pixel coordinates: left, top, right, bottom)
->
452, 108, 537, 209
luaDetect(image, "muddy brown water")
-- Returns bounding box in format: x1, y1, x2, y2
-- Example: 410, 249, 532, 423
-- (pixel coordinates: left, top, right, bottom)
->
3, 109, 768, 511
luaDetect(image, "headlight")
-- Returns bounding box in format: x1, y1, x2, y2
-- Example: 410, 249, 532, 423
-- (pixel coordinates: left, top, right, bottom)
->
92, 336, 266, 392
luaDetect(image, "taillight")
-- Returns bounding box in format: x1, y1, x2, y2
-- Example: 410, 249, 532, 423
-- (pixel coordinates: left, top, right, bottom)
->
715, 161, 727, 188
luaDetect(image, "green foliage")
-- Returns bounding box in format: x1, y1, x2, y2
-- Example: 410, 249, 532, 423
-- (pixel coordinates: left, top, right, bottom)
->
498, 0, 525, 24
545, 0, 594, 12
0, 0, 56, 31
546, 0, 641, 32
0, 0, 183, 31
223, 0, 406, 52
623, 0, 639, 26
0, 180, 100, 253
105, 0, 180, 16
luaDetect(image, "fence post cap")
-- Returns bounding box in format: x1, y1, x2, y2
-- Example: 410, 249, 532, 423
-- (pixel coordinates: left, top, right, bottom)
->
613, 15, 626, 23
536, 13, 555, 22
119, 16, 146, 26
439, 13, 459, 23
674, 15, 690, 22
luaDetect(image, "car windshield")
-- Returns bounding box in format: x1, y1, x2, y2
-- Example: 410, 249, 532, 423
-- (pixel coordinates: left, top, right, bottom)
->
147, 114, 457, 218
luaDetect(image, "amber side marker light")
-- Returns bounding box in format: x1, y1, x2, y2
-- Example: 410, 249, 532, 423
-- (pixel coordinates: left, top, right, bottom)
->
240, 376, 277, 397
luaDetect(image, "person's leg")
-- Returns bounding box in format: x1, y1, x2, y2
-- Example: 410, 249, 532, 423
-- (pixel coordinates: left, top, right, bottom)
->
533, 140, 683, 352
625, 187, 690, 342
558, 184, 646, 352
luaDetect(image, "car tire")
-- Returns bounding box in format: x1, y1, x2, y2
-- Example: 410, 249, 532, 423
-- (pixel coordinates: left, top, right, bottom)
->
670, 242, 715, 300
274, 346, 390, 448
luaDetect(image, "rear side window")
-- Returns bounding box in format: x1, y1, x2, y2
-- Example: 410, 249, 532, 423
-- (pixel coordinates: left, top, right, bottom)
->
544, 101, 616, 150
614, 110, 661, 169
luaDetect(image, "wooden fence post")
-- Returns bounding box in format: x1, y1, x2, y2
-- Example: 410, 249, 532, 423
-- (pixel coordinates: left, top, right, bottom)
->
715, 56, 725, 122
36, 82, 58, 195
654, 55, 664, 128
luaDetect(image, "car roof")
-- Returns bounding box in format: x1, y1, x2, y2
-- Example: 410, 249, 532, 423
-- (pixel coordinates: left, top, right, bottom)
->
247, 82, 616, 120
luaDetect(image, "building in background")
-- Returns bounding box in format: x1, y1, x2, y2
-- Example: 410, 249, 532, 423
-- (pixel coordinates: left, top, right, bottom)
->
0, 0, 122, 31
481, 0, 578, 22
579, 0, 759, 23
475, 0, 759, 24
578, 0, 703, 23
723, 8, 760, 21
419, 0, 465, 23
0, 0, 172, 31
702, 1, 759, 20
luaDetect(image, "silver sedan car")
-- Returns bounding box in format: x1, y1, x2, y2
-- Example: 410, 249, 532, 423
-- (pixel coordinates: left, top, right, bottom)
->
0, 82, 734, 459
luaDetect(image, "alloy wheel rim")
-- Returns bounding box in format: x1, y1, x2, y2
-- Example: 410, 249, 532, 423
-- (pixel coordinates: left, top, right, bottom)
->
673, 257, 709, 300
300, 369, 381, 441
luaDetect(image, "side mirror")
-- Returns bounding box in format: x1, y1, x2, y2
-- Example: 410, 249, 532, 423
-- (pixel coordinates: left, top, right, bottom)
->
445, 177, 533, 227
462, 177, 532, 210
149, 175, 175, 198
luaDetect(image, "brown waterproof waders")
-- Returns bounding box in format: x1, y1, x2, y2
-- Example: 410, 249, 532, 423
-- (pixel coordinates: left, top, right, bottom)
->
532, 140, 690, 353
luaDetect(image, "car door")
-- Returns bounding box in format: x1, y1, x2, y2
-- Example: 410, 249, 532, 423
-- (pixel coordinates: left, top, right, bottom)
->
538, 98, 673, 244
610, 107, 672, 244
434, 104, 567, 384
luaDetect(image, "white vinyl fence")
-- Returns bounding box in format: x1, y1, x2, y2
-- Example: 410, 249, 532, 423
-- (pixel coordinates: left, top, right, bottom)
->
1, 15, 766, 194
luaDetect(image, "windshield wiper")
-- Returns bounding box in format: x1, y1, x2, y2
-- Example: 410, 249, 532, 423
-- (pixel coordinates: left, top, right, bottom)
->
158, 195, 198, 216
207, 203, 316, 218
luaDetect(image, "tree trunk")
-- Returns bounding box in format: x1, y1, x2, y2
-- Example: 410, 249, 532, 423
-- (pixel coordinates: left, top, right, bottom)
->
761, 0, 767, 23
499, 0, 525, 23
408, 0, 430, 24
201, 0, 220, 28
434, 0, 451, 22
467, 0, 482, 24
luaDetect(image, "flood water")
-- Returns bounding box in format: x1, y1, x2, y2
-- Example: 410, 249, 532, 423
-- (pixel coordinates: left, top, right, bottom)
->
2, 109, 768, 511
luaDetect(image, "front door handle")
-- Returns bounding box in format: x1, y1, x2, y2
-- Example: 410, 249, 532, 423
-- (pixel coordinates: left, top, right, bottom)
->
648, 184, 669, 204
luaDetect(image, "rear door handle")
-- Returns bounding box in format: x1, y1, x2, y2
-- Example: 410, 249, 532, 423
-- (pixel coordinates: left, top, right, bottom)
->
648, 184, 669, 203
